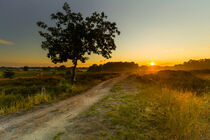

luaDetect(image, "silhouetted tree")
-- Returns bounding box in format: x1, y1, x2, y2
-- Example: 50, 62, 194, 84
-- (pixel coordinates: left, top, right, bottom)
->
174, 59, 210, 70
102, 62, 138, 71
88, 62, 139, 72
88, 64, 103, 72
37, 2, 120, 85
59, 65, 66, 71
23, 66, 29, 71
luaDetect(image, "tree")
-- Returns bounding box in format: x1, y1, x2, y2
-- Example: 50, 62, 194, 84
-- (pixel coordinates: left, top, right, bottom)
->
37, 2, 120, 85
23, 66, 29, 71
88, 64, 103, 72
42, 66, 51, 71
58, 65, 66, 71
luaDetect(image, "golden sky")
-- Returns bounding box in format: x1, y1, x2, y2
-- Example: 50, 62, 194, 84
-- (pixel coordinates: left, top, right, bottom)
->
0, 0, 210, 67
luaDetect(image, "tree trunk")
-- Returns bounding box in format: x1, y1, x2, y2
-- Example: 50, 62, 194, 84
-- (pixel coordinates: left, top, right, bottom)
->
71, 60, 77, 85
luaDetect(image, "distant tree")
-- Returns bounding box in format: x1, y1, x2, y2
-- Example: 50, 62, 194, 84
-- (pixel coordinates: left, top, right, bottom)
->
88, 62, 139, 72
42, 67, 51, 71
59, 65, 66, 71
23, 66, 29, 71
88, 64, 103, 72
3, 71, 15, 79
102, 62, 139, 71
37, 2, 120, 85
174, 59, 210, 70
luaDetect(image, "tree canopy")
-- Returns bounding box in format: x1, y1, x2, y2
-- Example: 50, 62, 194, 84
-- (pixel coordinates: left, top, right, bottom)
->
37, 2, 120, 84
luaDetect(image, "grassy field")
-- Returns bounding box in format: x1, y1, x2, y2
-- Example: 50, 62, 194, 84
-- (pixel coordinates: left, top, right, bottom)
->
0, 70, 67, 79
61, 70, 209, 140
191, 70, 210, 80
136, 70, 210, 95
0, 70, 119, 115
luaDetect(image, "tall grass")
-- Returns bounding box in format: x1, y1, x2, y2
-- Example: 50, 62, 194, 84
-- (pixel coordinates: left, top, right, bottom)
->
0, 72, 119, 115
135, 70, 210, 95
103, 83, 209, 139
67, 73, 209, 139
0, 93, 51, 114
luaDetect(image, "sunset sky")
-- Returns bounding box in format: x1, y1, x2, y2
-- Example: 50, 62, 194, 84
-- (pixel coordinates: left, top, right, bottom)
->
0, 0, 210, 67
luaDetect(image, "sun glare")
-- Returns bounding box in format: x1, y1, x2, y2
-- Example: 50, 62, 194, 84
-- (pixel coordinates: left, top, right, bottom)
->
150, 62, 155, 66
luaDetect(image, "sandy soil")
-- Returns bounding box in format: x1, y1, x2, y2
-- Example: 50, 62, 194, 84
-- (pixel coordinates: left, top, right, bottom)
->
0, 76, 125, 140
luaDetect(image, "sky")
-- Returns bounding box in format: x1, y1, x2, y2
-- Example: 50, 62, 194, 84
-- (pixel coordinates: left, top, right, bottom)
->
0, 0, 210, 67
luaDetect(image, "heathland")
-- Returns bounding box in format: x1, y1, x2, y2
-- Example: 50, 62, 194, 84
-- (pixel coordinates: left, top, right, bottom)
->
0, 69, 118, 115
0, 61, 209, 140
58, 70, 209, 140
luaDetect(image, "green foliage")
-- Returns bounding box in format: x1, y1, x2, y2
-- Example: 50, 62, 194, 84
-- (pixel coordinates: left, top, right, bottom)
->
110, 84, 122, 92
37, 2, 120, 84
52, 132, 65, 140
59, 79, 71, 92
103, 86, 209, 139
71, 78, 209, 139
0, 72, 118, 115
3, 71, 15, 78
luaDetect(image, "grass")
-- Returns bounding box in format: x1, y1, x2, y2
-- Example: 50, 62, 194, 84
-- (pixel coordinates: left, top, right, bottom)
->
106, 86, 209, 139
0, 93, 51, 114
191, 70, 210, 80
0, 70, 61, 79
52, 132, 65, 140
63, 73, 209, 140
135, 70, 210, 95
0, 71, 119, 115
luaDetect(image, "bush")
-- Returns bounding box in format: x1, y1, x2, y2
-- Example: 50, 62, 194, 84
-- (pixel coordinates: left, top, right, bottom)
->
66, 70, 72, 77
3, 71, 15, 79
23, 66, 29, 71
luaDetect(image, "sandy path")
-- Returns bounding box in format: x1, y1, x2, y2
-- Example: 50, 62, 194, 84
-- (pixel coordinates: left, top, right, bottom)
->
59, 77, 138, 140
0, 76, 125, 140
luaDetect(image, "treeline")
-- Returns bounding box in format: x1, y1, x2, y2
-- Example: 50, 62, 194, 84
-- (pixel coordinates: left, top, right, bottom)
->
88, 62, 139, 72
0, 65, 87, 71
174, 59, 210, 70
138, 59, 210, 71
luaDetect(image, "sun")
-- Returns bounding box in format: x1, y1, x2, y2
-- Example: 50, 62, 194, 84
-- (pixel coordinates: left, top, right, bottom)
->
150, 62, 155, 66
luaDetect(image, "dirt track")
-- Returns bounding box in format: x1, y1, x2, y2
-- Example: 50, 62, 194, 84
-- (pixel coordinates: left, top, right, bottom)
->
0, 76, 125, 140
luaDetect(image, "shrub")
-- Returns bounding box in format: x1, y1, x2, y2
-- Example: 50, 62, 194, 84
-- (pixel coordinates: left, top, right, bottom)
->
23, 66, 29, 71
3, 71, 15, 79
65, 70, 72, 78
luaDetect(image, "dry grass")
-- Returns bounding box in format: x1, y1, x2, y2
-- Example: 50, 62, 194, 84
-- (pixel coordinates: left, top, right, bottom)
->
0, 72, 118, 115
62, 77, 209, 140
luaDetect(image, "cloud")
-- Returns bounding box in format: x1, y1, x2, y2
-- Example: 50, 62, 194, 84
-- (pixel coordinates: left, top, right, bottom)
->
0, 39, 14, 45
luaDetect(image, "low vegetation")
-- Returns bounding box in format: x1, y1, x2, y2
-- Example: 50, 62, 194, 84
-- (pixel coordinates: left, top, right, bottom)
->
0, 71, 118, 115
135, 70, 210, 95
3, 70, 15, 78
62, 71, 209, 139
